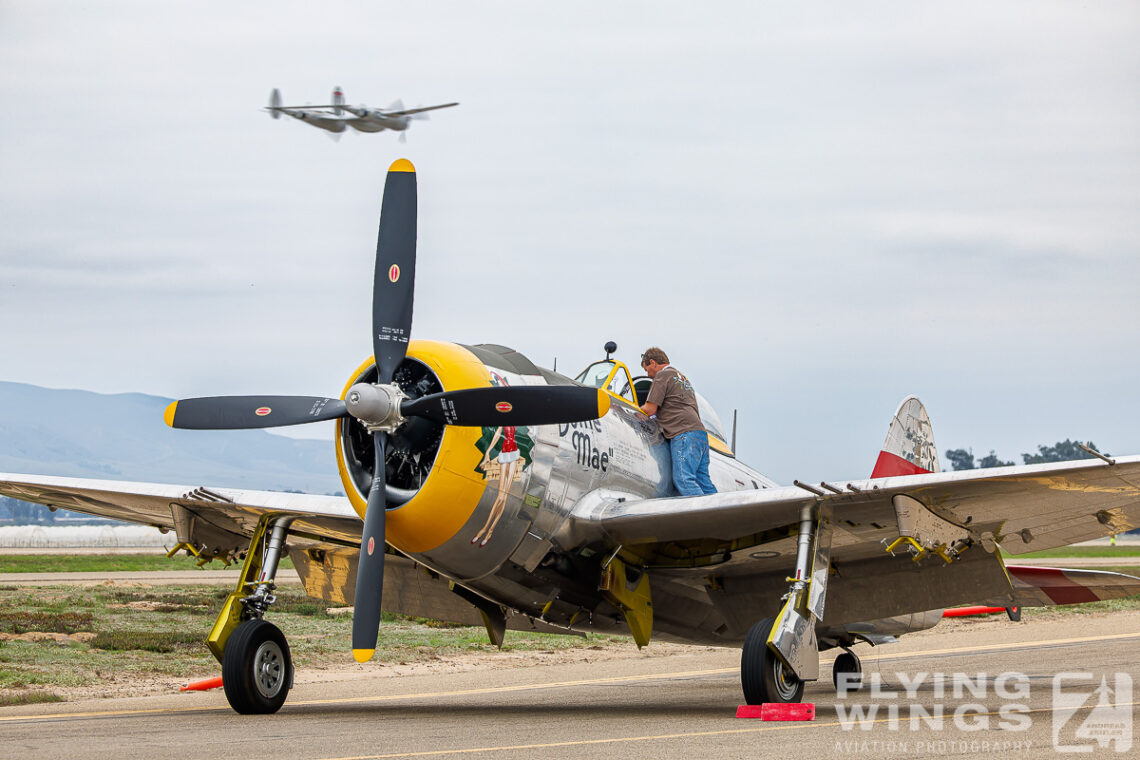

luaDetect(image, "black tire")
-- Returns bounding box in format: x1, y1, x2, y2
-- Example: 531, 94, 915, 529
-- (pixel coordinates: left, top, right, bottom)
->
223, 619, 292, 714
832, 649, 862, 694
741, 617, 804, 705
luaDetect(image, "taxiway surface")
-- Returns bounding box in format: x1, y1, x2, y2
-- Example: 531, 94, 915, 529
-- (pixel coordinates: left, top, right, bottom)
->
2, 612, 1138, 759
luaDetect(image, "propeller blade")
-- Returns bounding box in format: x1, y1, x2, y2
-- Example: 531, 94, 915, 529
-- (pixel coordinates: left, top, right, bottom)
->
401, 386, 611, 427
352, 432, 387, 662
352, 160, 417, 662
372, 159, 417, 384
164, 396, 347, 430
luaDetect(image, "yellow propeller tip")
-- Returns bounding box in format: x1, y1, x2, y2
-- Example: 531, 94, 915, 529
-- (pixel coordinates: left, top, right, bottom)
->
163, 401, 178, 427
353, 648, 375, 663
388, 158, 415, 173
597, 390, 612, 417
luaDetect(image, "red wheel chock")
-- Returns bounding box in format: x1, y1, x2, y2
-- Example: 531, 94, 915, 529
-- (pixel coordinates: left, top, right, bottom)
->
736, 703, 815, 720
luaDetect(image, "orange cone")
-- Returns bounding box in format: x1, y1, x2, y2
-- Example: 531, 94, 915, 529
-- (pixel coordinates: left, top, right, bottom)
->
181, 676, 223, 692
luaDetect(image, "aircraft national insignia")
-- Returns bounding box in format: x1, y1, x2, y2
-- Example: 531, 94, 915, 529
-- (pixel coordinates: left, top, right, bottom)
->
388, 264, 400, 283
367, 537, 375, 556
255, 407, 272, 416
495, 402, 512, 413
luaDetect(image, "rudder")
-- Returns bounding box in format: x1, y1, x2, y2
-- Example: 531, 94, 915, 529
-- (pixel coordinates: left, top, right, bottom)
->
871, 395, 939, 477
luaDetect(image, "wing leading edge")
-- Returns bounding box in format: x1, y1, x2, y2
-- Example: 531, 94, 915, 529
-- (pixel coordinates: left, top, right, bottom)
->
0, 472, 362, 554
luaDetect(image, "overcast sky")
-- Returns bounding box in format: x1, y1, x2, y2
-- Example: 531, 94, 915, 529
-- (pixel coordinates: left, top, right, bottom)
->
1, 2, 1137, 484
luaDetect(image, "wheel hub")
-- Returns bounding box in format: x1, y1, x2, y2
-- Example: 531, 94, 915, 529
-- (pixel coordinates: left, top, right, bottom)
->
253, 640, 285, 699
772, 656, 801, 701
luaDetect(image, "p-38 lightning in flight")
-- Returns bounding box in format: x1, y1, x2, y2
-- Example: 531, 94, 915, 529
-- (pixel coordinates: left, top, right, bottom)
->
266, 87, 458, 139
4, 160, 1140, 715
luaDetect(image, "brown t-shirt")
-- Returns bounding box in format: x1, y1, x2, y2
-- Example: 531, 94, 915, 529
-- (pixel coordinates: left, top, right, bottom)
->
645, 366, 704, 439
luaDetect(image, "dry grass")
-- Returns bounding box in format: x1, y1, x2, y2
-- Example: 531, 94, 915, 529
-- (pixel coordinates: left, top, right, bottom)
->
88, 631, 202, 653
0, 582, 628, 703
0, 611, 95, 634
0, 690, 63, 707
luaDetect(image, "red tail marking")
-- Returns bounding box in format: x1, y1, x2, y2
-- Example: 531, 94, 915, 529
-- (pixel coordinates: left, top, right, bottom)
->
871, 450, 932, 478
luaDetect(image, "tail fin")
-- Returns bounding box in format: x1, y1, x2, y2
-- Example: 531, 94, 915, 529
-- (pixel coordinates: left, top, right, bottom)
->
871, 395, 939, 477
269, 88, 282, 119
332, 86, 345, 115
387, 98, 405, 112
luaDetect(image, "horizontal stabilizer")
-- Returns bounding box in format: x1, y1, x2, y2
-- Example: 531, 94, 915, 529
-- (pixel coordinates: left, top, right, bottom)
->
1007, 564, 1140, 606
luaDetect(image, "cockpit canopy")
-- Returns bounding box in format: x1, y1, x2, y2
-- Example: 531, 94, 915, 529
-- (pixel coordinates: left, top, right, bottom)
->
574, 359, 729, 444
575, 360, 634, 400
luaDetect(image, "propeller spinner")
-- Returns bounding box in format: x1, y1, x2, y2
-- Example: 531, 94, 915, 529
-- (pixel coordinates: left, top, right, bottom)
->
163, 159, 611, 663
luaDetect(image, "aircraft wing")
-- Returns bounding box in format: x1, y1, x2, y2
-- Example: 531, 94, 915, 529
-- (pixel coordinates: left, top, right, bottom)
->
273, 106, 338, 113
384, 102, 459, 116
268, 104, 338, 113
580, 456, 1140, 554
0, 472, 362, 551
290, 103, 458, 116
569, 456, 1140, 629
0, 471, 581, 634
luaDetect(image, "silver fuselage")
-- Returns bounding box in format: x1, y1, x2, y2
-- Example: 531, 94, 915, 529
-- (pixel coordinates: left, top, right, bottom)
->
343, 108, 409, 133
389, 361, 793, 645
280, 108, 347, 133
330, 344, 943, 647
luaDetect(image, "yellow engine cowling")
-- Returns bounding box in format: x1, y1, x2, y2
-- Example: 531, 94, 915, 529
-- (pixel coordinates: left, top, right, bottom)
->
334, 340, 497, 555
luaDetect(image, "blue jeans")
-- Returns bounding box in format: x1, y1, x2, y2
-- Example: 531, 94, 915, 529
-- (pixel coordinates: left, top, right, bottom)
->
669, 430, 716, 496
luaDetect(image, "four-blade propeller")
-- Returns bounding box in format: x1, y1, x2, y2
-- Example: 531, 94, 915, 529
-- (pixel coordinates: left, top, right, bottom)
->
164, 159, 611, 662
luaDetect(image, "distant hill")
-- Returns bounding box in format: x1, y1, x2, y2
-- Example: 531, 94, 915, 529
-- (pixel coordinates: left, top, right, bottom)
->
0, 382, 343, 523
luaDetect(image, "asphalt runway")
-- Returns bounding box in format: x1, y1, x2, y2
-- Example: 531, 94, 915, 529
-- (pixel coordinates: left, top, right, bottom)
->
3, 612, 1139, 759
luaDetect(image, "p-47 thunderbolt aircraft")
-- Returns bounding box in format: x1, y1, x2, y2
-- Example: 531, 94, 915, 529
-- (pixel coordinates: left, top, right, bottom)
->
266, 87, 458, 138
4, 160, 1140, 715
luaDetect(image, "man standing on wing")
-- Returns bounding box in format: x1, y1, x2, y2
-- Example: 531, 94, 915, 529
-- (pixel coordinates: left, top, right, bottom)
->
639, 347, 717, 496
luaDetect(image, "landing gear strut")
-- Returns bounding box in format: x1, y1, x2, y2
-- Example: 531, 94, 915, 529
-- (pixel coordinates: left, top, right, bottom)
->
207, 515, 296, 714
740, 502, 832, 704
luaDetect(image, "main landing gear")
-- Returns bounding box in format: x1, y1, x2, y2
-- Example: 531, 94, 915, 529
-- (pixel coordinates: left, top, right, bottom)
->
740, 503, 833, 704
742, 625, 865, 703
207, 515, 296, 714
832, 648, 863, 694
223, 619, 291, 713
741, 617, 804, 704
